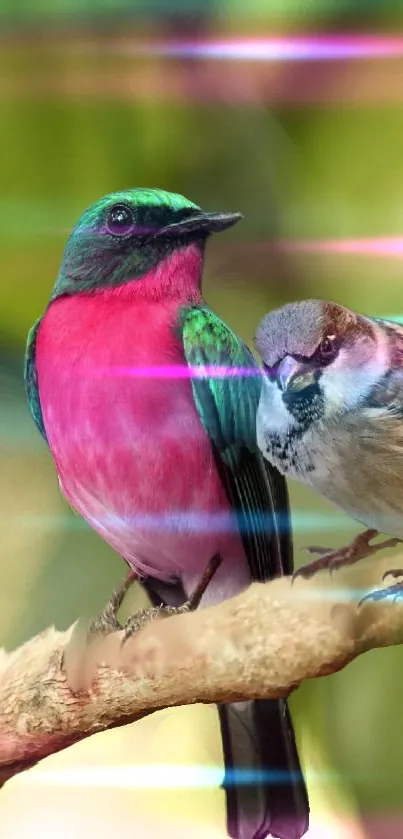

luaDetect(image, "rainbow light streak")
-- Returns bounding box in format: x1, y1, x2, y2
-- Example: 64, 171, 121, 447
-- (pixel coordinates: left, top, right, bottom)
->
92, 510, 313, 534
94, 365, 262, 379
109, 35, 403, 63
7, 511, 361, 535
23, 764, 342, 789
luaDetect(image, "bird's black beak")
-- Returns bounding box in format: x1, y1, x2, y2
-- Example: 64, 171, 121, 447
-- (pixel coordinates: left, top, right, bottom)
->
155, 211, 243, 238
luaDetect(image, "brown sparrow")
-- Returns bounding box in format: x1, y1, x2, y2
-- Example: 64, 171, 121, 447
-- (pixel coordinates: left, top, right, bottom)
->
254, 299, 403, 597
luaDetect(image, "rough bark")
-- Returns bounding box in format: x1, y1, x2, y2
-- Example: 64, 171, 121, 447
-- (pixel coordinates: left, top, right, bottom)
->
1, 556, 402, 784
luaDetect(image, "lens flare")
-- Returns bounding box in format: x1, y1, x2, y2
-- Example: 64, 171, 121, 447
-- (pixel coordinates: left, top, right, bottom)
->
94, 365, 262, 380
6, 511, 358, 535
22, 763, 342, 789
99, 35, 403, 63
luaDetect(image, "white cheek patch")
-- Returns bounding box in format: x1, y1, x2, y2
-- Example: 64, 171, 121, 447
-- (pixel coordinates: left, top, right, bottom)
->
320, 350, 354, 414
256, 377, 296, 451
321, 335, 388, 415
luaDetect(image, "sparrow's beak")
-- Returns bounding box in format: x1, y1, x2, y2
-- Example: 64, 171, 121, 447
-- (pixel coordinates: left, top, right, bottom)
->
155, 211, 243, 238
276, 355, 316, 393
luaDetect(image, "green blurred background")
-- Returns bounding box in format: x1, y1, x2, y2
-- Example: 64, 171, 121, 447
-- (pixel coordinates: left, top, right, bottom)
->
2, 1, 403, 836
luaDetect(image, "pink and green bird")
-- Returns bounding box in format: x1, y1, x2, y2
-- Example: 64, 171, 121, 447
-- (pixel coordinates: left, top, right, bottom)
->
25, 188, 308, 839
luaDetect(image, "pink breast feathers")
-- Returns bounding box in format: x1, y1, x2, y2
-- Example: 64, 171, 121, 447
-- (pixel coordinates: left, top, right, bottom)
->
34, 290, 248, 599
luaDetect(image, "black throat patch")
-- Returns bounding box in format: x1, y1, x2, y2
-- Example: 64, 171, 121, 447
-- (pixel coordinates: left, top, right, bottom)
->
282, 377, 325, 432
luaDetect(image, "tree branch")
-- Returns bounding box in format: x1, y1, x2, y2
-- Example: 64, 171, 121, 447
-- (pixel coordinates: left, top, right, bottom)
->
1, 554, 403, 784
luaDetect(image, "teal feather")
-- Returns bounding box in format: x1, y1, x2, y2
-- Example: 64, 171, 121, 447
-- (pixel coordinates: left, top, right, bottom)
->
52, 188, 201, 300
24, 316, 47, 442
180, 305, 292, 581
180, 305, 260, 453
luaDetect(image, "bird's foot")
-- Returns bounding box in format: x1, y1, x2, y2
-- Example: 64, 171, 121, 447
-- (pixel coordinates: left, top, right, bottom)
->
88, 570, 138, 637
67, 556, 222, 692
122, 553, 222, 642
89, 554, 222, 644
294, 529, 401, 581
360, 567, 403, 605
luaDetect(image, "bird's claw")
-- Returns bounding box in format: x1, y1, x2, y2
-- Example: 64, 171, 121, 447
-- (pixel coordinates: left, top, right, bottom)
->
121, 604, 176, 641
359, 567, 403, 605
360, 580, 403, 605
122, 552, 222, 641
88, 570, 138, 637
293, 543, 339, 580
293, 529, 401, 582
382, 568, 403, 583
88, 555, 222, 644
303, 545, 335, 557
293, 551, 340, 581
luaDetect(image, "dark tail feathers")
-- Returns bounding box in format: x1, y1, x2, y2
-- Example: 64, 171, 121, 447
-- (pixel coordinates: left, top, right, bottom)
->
218, 698, 309, 839
142, 577, 309, 839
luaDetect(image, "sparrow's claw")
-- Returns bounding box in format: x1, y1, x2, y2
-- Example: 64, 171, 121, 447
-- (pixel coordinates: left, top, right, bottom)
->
382, 568, 403, 583
360, 580, 403, 605
294, 529, 401, 582
122, 553, 222, 642
360, 566, 403, 604
293, 550, 341, 580
303, 545, 335, 557
88, 570, 138, 637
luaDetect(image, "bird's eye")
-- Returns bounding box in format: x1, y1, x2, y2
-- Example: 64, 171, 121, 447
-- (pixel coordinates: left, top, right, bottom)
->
318, 335, 336, 362
106, 204, 135, 237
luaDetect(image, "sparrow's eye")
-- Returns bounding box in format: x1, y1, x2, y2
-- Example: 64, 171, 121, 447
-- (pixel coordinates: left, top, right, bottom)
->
106, 204, 135, 237
318, 335, 336, 363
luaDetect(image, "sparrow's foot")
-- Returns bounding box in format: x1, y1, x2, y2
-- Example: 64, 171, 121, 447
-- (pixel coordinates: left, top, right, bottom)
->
359, 567, 403, 604
294, 529, 401, 581
88, 570, 138, 637
122, 553, 222, 642
382, 568, 403, 583
304, 544, 335, 556
360, 580, 403, 605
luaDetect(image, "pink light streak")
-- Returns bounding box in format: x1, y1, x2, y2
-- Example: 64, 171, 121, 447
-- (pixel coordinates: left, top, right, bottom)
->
94, 366, 262, 379
42, 229, 403, 259
40, 219, 403, 259
9, 32, 403, 106
106, 34, 403, 63
269, 237, 403, 258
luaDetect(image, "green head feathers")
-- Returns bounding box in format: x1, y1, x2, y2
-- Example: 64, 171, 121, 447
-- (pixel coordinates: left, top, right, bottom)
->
52, 188, 242, 299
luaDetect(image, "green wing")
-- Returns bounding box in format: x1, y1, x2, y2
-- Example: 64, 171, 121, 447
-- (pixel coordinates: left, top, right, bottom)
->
180, 305, 293, 580
24, 316, 48, 442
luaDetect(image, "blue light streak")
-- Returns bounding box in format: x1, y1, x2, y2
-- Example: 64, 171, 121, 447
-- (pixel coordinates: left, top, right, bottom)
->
3, 511, 358, 535
25, 763, 350, 790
